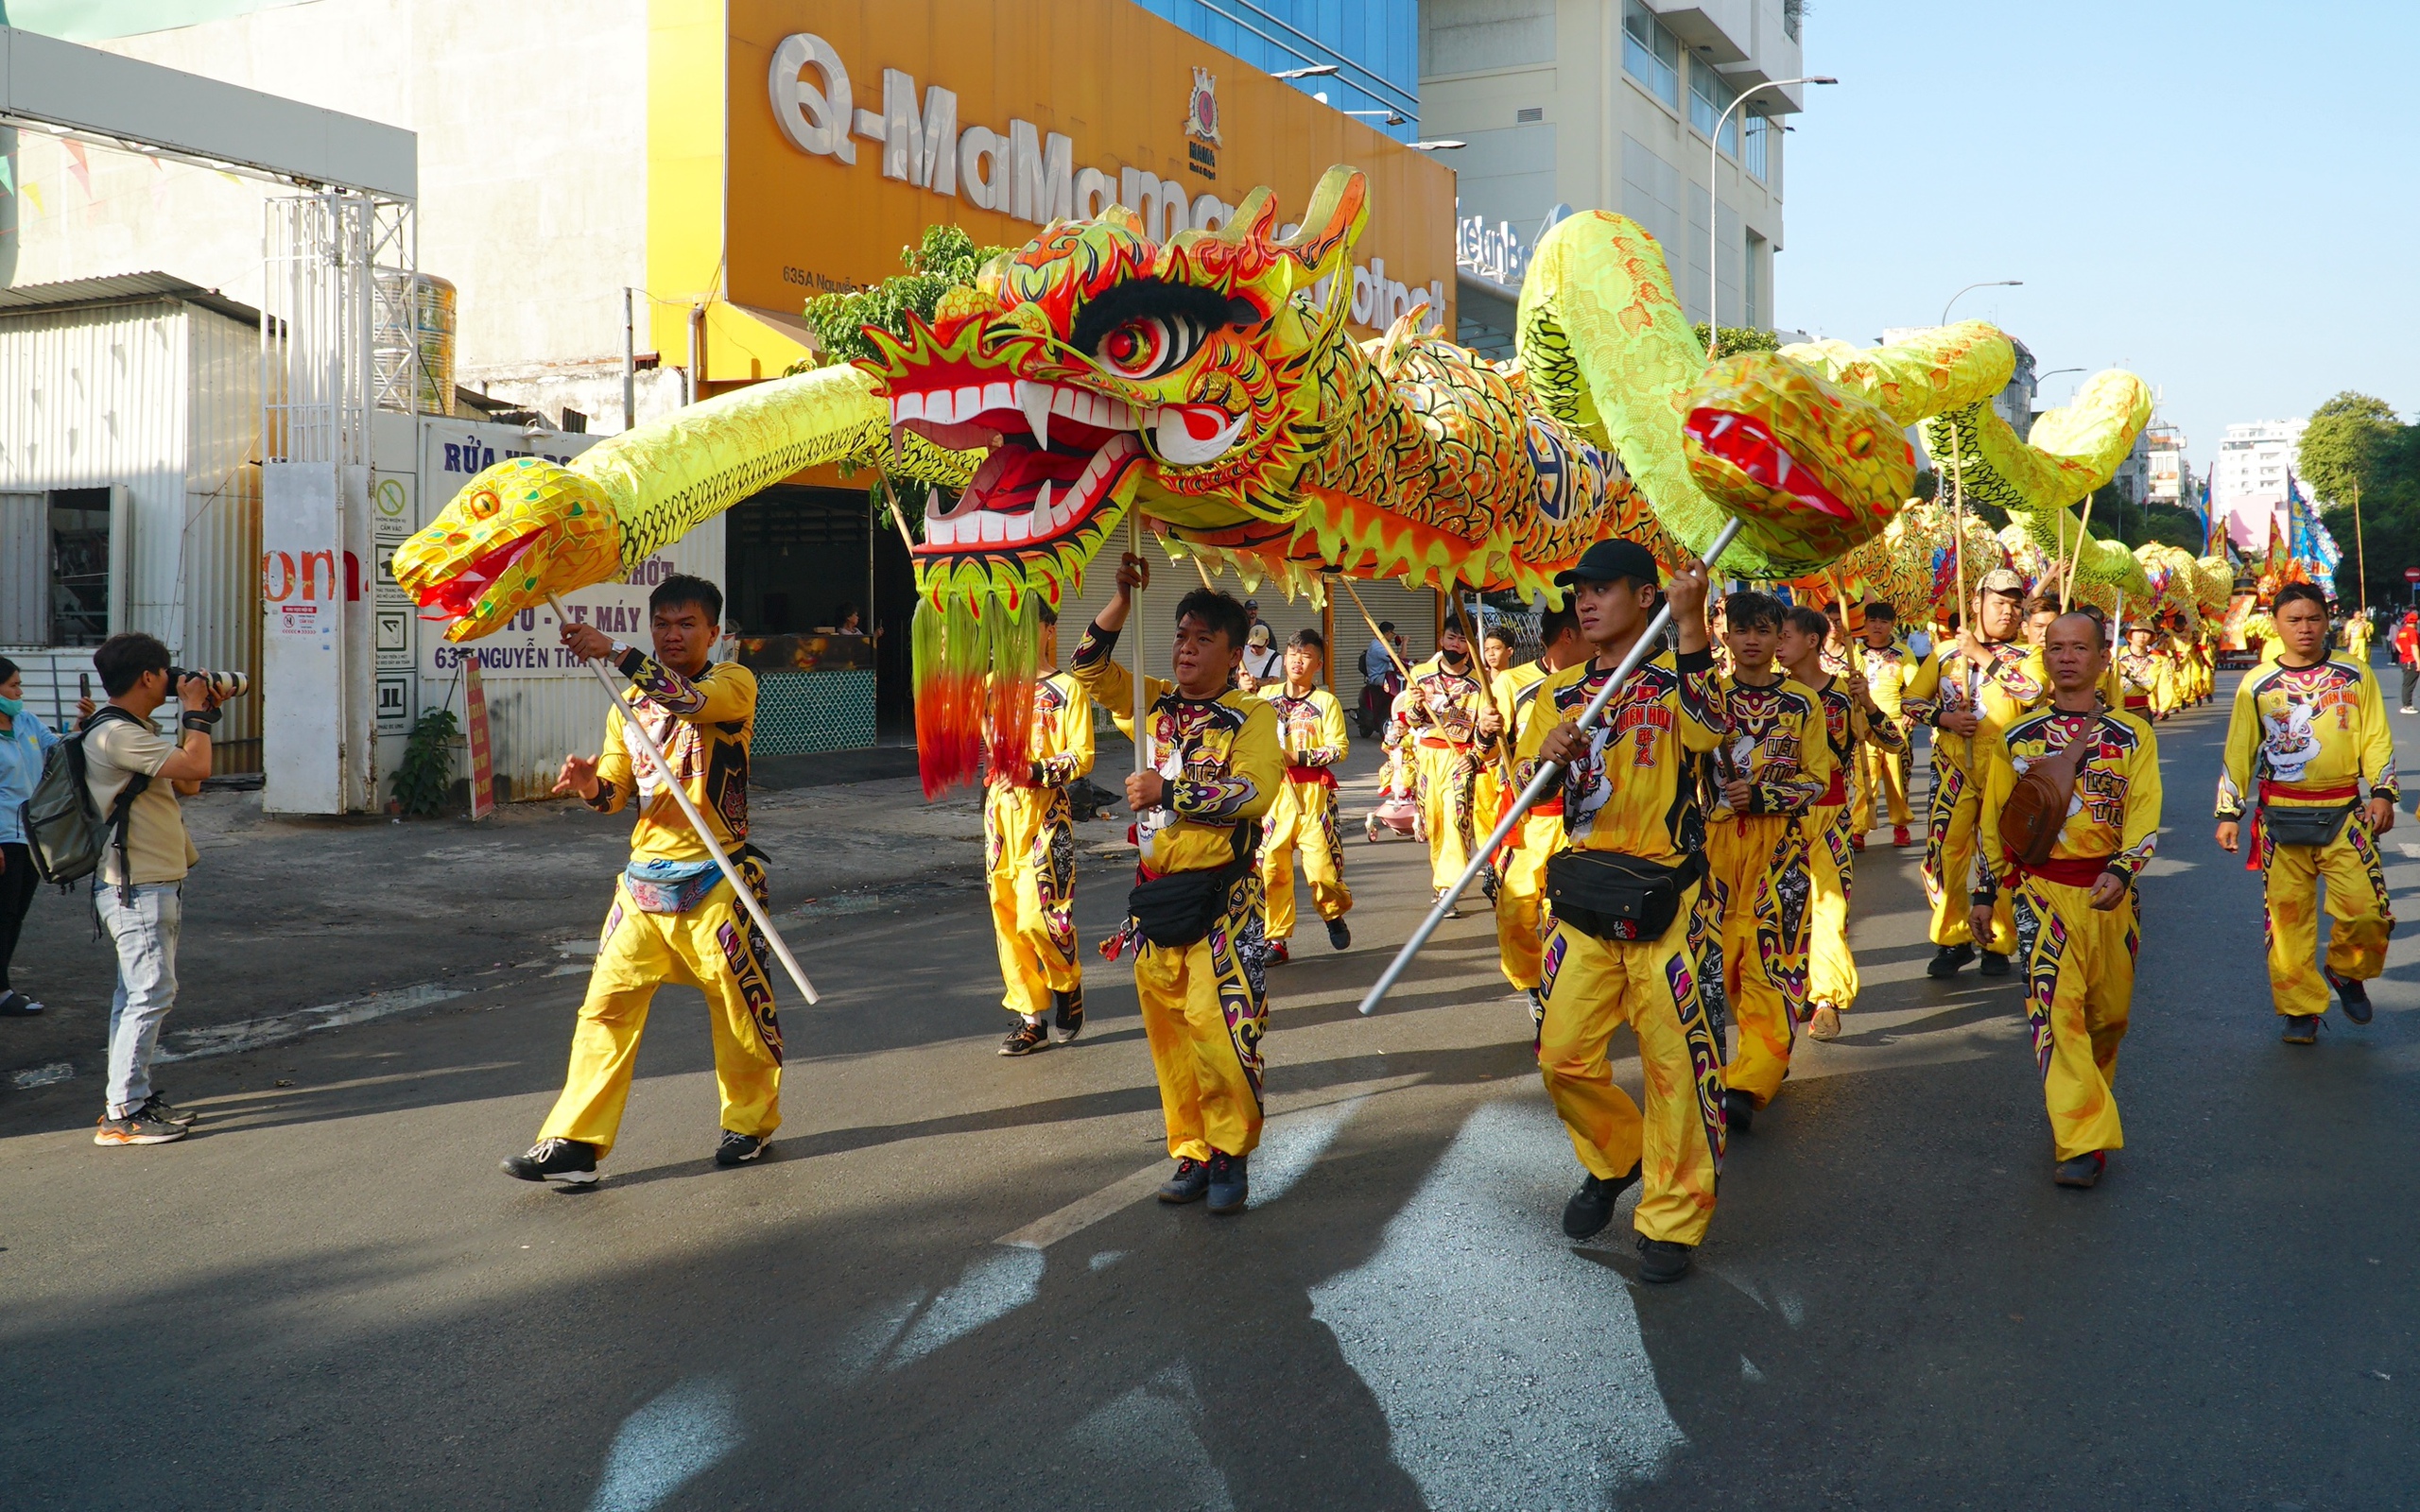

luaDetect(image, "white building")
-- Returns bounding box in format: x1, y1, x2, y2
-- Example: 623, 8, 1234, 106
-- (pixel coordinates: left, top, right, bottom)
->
1424, 0, 1806, 354
2215, 418, 2309, 552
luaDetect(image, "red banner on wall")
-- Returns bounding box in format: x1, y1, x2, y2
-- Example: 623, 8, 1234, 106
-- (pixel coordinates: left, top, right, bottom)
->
464, 658, 494, 821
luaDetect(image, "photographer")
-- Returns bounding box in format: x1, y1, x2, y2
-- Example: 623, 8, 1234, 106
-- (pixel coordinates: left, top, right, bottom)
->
85, 633, 220, 1147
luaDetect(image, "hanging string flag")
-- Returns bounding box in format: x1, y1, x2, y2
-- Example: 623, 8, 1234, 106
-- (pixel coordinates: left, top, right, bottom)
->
62, 140, 91, 197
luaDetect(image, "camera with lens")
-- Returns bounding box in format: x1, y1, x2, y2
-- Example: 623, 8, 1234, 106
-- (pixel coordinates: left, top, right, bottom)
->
168, 668, 251, 702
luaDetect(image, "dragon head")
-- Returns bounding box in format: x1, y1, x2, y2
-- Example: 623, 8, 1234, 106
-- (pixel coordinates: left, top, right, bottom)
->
390, 456, 624, 641
859, 165, 1369, 614
1680, 354, 1913, 577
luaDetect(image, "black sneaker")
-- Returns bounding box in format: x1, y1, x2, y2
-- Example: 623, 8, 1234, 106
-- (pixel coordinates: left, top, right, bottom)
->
2052, 1151, 2106, 1189
137, 1091, 199, 1129
500, 1138, 599, 1184
1927, 942, 1976, 979
2281, 1014, 2321, 1045
1206, 1151, 1250, 1215
94, 1110, 188, 1146
0, 989, 43, 1017
1978, 950, 2013, 977
1326, 917, 1352, 951
715, 1130, 769, 1167
1722, 1088, 1755, 1135
1637, 1236, 1695, 1283
1158, 1156, 1211, 1204
1051, 988, 1086, 1043
1561, 1164, 1642, 1240
2325, 969, 2374, 1024
998, 1018, 1050, 1057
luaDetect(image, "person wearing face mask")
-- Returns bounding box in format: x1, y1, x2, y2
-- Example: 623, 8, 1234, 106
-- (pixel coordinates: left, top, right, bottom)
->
1901, 568, 2050, 979
0, 656, 63, 1019
1072, 555, 1283, 1217
1972, 611, 2162, 1189
1399, 621, 1503, 912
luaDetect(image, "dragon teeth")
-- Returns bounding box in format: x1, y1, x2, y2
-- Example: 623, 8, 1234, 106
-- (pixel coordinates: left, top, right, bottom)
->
1015, 380, 1052, 450
891, 390, 926, 423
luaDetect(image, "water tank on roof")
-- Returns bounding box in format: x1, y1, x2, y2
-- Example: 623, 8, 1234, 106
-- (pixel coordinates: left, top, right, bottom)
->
373, 271, 457, 417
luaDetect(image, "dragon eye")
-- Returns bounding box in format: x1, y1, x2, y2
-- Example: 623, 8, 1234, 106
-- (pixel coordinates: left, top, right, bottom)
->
1095, 314, 1206, 379
1844, 427, 1876, 457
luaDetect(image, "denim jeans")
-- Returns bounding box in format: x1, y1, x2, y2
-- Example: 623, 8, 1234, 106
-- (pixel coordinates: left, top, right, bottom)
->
95, 882, 182, 1118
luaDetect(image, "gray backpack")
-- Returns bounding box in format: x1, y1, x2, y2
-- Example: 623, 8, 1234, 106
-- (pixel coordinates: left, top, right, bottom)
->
22, 707, 147, 891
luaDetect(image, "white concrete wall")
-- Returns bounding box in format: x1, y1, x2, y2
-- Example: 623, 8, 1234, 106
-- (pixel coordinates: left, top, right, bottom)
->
4, 0, 651, 385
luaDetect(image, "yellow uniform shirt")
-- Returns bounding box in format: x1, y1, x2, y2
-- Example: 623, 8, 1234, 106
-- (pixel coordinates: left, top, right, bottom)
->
1903, 638, 2049, 772
987, 669, 1096, 790
1703, 672, 1837, 822
1259, 685, 1350, 773
1806, 672, 1903, 806
1513, 647, 1727, 867
585, 654, 756, 863
1974, 706, 2163, 898
1069, 624, 1282, 875
2216, 656, 2398, 818
1402, 654, 1488, 749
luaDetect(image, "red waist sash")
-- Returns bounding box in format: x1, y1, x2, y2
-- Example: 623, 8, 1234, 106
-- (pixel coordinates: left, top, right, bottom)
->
1287, 764, 1337, 786
2018, 853, 2117, 888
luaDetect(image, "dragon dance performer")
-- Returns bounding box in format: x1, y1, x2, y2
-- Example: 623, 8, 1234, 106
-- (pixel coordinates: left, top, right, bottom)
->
1494, 600, 1588, 1026
1850, 601, 1928, 850
503, 575, 781, 1185
990, 604, 1097, 1057
1525, 540, 1725, 1284
1905, 568, 2049, 979
1073, 554, 1283, 1215
2215, 583, 2397, 1044
1972, 610, 2162, 1190
2118, 624, 2179, 720
1699, 591, 1834, 1130
1779, 605, 1903, 1042
2342, 610, 2375, 666
1257, 628, 1354, 961
1399, 621, 1504, 912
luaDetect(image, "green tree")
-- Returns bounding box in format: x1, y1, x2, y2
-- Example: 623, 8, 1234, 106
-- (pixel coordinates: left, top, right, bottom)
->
1692, 323, 1782, 355
796, 225, 1009, 369
2299, 390, 2398, 507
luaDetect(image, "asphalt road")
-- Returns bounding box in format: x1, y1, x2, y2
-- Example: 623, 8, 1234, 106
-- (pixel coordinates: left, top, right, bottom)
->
4, 679, 2416, 1511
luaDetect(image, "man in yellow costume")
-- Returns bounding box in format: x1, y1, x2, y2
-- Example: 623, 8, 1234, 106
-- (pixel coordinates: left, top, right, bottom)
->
1073, 555, 1283, 1215
1495, 601, 1587, 1028
1699, 592, 1835, 1132
504, 576, 780, 1185
2117, 623, 2175, 722
1972, 610, 2162, 1190
1525, 540, 1725, 1283
1257, 627, 1354, 962
1399, 621, 1502, 910
2216, 582, 2397, 1044
1779, 605, 1902, 1042
2342, 609, 2375, 666
1904, 568, 2049, 979
991, 604, 1097, 1057
1850, 600, 1928, 850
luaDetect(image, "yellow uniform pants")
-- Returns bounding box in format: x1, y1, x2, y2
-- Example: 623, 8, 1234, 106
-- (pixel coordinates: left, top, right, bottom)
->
1701, 815, 1813, 1107
1132, 868, 1270, 1160
1854, 742, 1911, 831
1924, 759, 2014, 953
984, 783, 1081, 1018
1536, 885, 1726, 1245
2010, 875, 2135, 1160
2262, 816, 2394, 1017
1413, 741, 1478, 891
539, 868, 784, 1159
1261, 776, 1352, 940
1495, 811, 1562, 991
1807, 804, 1859, 1012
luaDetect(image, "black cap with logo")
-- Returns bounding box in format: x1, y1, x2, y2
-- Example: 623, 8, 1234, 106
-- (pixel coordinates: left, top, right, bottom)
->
1555, 539, 1662, 589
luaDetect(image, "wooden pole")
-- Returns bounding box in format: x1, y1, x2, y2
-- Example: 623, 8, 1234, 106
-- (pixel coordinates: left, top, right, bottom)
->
2353, 480, 2368, 616
1336, 576, 1412, 681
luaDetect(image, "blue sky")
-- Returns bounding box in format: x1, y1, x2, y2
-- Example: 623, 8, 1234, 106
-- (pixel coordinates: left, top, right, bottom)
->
1781, 1, 2420, 482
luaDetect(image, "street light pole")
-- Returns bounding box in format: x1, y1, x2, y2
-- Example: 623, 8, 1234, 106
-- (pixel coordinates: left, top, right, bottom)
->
1941, 279, 2022, 328
1705, 75, 1835, 360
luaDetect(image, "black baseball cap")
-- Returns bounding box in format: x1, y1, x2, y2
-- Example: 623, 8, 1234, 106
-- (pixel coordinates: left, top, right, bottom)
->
1556, 539, 1661, 589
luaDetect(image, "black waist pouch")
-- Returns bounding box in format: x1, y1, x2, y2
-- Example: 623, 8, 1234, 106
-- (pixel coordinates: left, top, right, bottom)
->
1129, 823, 1260, 949
2261, 803, 2354, 848
1546, 850, 1705, 942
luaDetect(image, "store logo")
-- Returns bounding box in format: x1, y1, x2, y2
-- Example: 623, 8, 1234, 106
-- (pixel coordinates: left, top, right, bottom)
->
1184, 66, 1219, 180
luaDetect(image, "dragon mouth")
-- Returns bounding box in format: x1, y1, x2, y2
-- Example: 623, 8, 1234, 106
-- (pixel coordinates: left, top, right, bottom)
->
1685, 406, 1855, 522
890, 377, 1234, 554
412, 528, 538, 621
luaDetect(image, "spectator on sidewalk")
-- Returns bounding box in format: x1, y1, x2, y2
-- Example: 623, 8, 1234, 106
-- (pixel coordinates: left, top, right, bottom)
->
2395, 611, 2419, 713
0, 656, 63, 1018
85, 633, 221, 1146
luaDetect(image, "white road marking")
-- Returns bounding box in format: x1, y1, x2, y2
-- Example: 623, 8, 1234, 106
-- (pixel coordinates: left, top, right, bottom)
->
154, 982, 469, 1062
1306, 1095, 1685, 1503
586, 1377, 743, 1512
9, 1061, 72, 1090
997, 1164, 1171, 1251
887, 1246, 1046, 1368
